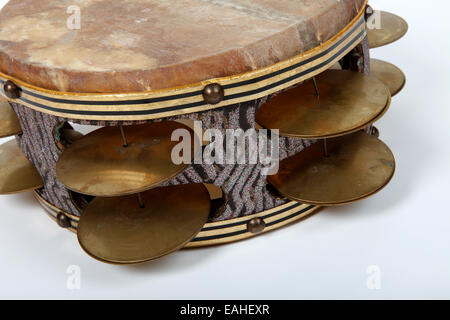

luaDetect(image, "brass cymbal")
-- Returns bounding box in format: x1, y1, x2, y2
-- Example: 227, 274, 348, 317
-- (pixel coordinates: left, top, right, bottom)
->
267, 132, 395, 206
77, 184, 211, 264
370, 59, 406, 97
0, 97, 21, 138
56, 121, 195, 197
256, 70, 390, 139
62, 128, 84, 143
368, 11, 408, 48
0, 139, 43, 194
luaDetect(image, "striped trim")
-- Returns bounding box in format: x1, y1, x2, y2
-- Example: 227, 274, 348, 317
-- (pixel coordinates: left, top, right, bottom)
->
34, 192, 79, 233
33, 191, 319, 247
0, 6, 367, 121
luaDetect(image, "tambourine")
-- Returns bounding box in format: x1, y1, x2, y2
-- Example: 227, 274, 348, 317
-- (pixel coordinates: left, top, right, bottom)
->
0, 0, 407, 264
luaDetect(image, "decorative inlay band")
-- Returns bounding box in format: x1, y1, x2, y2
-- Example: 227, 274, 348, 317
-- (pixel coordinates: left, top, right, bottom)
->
34, 191, 319, 247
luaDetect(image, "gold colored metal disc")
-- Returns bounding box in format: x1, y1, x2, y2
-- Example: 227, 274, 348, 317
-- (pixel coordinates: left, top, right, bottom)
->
370, 59, 406, 97
0, 97, 21, 138
56, 121, 195, 197
267, 132, 395, 206
367, 11, 408, 48
256, 70, 390, 139
0, 139, 43, 194
77, 184, 211, 264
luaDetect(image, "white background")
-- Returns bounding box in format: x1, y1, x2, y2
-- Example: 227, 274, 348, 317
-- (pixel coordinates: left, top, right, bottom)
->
0, 0, 449, 299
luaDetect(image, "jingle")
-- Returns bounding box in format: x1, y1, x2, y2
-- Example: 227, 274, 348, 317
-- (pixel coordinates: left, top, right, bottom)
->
370, 59, 406, 97
0, 140, 43, 195
77, 184, 210, 264
56, 121, 195, 197
267, 132, 395, 206
0, 97, 21, 138
256, 70, 391, 139
367, 11, 408, 48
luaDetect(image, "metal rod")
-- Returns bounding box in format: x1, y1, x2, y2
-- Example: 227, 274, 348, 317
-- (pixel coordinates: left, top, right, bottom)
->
119, 125, 128, 147
137, 193, 145, 208
312, 77, 320, 96
323, 139, 329, 158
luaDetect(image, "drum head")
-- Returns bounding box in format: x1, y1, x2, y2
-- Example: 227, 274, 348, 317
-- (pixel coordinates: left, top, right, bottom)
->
267, 132, 395, 206
77, 184, 211, 264
0, 0, 364, 93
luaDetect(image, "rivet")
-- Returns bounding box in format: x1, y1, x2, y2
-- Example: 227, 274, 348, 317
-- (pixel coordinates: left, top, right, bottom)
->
56, 212, 71, 229
202, 83, 224, 105
365, 5, 374, 21
3, 80, 21, 99
370, 126, 380, 138
247, 217, 266, 234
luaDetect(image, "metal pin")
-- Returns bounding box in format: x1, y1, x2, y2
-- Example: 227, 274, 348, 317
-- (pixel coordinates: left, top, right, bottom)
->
312, 77, 320, 96
119, 125, 128, 147
323, 138, 329, 158
137, 193, 145, 208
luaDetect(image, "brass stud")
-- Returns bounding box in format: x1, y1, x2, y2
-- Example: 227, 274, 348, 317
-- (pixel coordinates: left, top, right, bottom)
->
202, 83, 224, 105
56, 212, 71, 229
370, 126, 380, 138
247, 217, 266, 234
3, 80, 21, 99
365, 5, 374, 21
